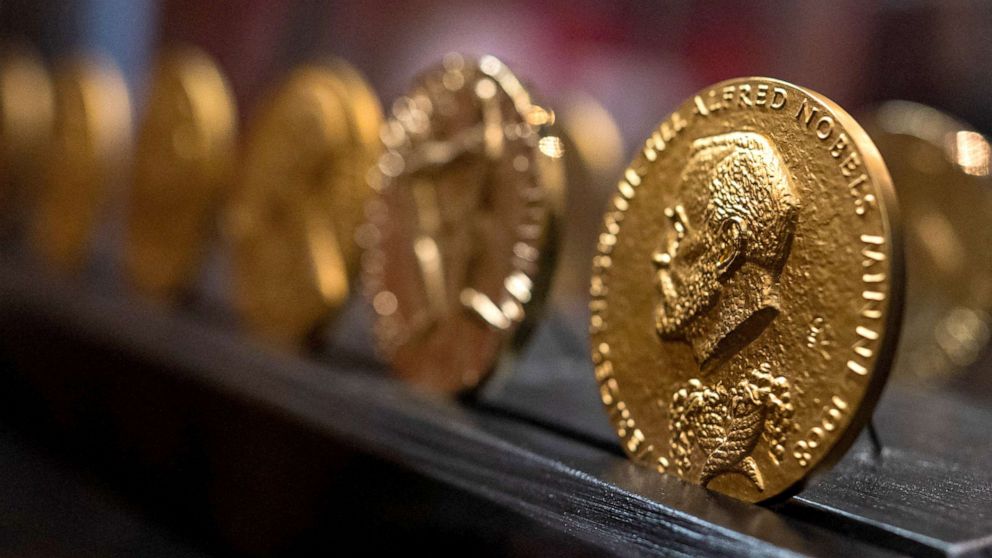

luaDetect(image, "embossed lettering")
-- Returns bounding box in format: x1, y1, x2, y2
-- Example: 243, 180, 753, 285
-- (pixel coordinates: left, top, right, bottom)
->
847, 173, 875, 216
847, 235, 886, 376
830, 133, 850, 158
796, 98, 818, 127
737, 84, 754, 107
755, 84, 769, 106
815, 116, 834, 140
794, 397, 848, 466
722, 86, 735, 107
839, 151, 862, 176
769, 87, 787, 109
693, 95, 710, 117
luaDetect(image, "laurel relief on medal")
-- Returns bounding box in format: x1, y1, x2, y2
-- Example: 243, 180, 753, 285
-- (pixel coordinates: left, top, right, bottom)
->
654, 132, 797, 491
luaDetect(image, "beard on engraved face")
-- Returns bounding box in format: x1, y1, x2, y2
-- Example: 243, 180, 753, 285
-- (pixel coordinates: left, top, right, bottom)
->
652, 207, 722, 339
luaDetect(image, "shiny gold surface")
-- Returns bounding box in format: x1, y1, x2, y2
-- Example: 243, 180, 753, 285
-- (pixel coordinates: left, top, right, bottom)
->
31, 55, 130, 274
0, 44, 53, 217
865, 102, 992, 383
589, 78, 901, 502
363, 54, 564, 394
125, 46, 237, 301
228, 62, 382, 345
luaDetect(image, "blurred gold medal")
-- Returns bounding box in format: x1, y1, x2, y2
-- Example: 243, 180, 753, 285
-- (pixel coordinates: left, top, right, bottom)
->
590, 78, 901, 502
31, 54, 130, 274
864, 101, 992, 383
0, 44, 53, 221
125, 46, 236, 301
363, 54, 565, 393
228, 62, 382, 345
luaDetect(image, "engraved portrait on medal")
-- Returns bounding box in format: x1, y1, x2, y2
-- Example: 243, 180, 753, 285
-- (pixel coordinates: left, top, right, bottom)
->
655, 133, 797, 490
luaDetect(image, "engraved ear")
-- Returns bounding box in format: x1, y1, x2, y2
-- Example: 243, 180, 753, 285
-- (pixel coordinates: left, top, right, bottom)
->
715, 218, 743, 275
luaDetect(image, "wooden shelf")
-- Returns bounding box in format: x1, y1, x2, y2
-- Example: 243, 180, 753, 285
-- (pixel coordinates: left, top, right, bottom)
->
0, 262, 989, 556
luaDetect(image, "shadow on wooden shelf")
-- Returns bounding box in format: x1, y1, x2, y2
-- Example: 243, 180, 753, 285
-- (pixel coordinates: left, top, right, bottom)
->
0, 262, 988, 557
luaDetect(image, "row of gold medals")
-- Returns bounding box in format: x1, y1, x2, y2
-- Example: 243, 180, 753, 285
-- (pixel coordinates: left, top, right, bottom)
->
0, 43, 989, 502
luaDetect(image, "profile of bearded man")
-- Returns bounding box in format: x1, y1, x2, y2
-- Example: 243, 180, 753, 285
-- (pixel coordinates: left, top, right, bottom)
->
656, 132, 800, 489
653, 131, 800, 369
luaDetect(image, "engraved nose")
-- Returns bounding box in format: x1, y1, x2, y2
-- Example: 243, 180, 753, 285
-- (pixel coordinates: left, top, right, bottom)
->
653, 249, 671, 270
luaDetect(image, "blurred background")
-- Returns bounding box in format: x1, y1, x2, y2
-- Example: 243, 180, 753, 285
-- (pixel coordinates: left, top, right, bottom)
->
7, 0, 992, 142
7, 0, 992, 324
1, 1, 991, 556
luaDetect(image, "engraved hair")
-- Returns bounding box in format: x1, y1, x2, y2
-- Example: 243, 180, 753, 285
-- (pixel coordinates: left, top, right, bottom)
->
681, 132, 798, 272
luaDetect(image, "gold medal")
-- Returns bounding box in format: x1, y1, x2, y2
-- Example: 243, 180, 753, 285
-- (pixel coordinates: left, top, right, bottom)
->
125, 46, 237, 301
228, 62, 382, 345
363, 54, 565, 393
863, 101, 992, 383
0, 44, 53, 221
589, 78, 901, 502
31, 55, 130, 274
